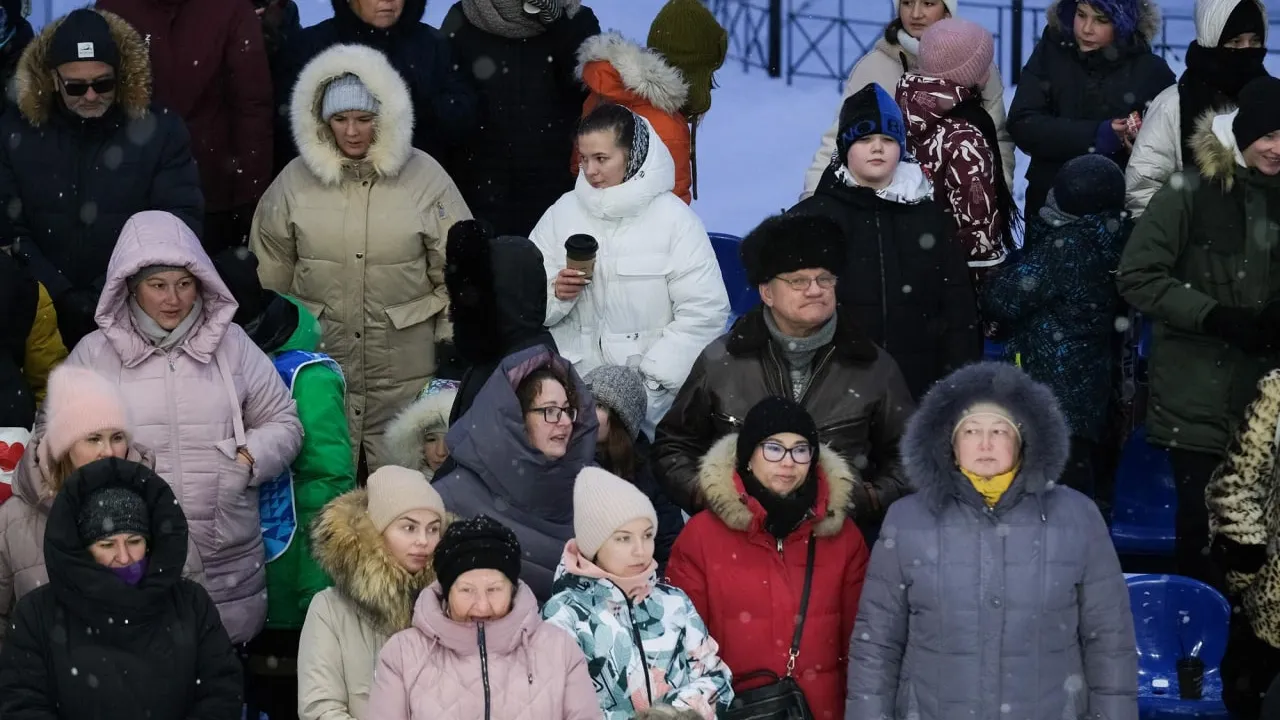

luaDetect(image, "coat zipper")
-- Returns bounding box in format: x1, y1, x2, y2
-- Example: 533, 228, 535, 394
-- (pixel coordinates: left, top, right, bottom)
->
625, 599, 654, 707
874, 211, 889, 345
477, 623, 491, 720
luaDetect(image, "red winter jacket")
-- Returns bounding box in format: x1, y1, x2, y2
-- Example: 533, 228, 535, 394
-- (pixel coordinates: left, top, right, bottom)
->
96, 0, 274, 214
896, 73, 1007, 274
666, 435, 869, 720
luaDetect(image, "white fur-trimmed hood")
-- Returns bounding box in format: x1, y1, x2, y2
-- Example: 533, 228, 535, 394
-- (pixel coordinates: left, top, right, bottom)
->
576, 32, 688, 114
382, 386, 457, 474
290, 44, 415, 186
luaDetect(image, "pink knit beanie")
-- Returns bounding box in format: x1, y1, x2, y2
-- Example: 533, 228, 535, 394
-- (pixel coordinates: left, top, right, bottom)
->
919, 17, 994, 89
40, 365, 131, 464
573, 467, 658, 559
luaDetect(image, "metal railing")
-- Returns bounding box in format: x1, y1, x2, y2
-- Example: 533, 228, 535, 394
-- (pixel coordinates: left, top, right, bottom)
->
705, 0, 1280, 88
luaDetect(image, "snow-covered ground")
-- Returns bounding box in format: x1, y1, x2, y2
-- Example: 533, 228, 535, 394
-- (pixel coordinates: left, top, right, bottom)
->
25, 0, 1280, 235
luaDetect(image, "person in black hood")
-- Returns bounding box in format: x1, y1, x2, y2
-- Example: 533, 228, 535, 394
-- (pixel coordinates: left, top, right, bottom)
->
0, 457, 243, 719
0, 0, 34, 109
274, 0, 478, 175
443, 219, 558, 425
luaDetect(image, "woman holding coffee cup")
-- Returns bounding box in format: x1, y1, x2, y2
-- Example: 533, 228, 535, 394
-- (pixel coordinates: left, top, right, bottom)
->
532, 103, 730, 437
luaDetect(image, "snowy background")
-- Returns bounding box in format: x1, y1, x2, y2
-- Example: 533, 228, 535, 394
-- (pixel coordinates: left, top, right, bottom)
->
25, 0, 1280, 236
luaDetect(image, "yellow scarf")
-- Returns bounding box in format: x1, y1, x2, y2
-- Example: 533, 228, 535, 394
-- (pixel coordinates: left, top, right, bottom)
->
961, 466, 1019, 507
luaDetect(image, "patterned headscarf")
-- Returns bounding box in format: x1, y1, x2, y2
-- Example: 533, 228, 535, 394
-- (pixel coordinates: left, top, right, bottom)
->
623, 111, 650, 182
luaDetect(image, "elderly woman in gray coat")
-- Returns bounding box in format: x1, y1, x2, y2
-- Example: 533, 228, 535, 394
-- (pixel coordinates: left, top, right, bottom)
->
846, 362, 1136, 720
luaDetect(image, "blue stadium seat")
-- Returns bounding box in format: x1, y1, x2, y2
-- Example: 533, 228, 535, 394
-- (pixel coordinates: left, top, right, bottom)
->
1126, 574, 1230, 719
708, 232, 760, 328
1110, 426, 1176, 556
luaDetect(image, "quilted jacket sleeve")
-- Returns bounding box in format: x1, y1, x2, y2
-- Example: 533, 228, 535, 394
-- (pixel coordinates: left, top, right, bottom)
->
666, 589, 734, 714
560, 630, 605, 720
0, 594, 58, 719
367, 632, 412, 720
249, 175, 297, 293
531, 202, 581, 327
1076, 502, 1139, 720
638, 210, 730, 392
418, 165, 473, 343
298, 593, 359, 720
665, 520, 709, 618
845, 514, 910, 720
233, 330, 302, 486
1124, 87, 1180, 219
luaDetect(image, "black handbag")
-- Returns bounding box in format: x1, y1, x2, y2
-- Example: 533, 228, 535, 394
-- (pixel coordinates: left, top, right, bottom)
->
718, 534, 817, 720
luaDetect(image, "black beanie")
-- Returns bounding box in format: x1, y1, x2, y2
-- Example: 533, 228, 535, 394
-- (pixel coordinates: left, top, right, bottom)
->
1220, 1, 1266, 45
735, 396, 821, 474
77, 486, 150, 545
1052, 155, 1126, 217
1233, 77, 1280, 152
47, 9, 120, 70
433, 515, 522, 596
740, 213, 847, 285
835, 83, 907, 161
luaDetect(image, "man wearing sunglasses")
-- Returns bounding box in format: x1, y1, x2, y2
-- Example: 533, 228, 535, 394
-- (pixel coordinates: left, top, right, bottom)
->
655, 213, 916, 542
0, 8, 201, 349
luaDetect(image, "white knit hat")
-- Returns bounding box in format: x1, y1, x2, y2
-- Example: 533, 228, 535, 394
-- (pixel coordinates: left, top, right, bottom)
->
951, 401, 1022, 444
321, 73, 380, 120
1196, 0, 1268, 46
367, 465, 445, 533
889, 0, 958, 17
573, 467, 658, 559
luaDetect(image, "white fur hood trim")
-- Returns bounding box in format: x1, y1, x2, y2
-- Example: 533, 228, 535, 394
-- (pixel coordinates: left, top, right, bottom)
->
575, 32, 689, 114
290, 44, 415, 186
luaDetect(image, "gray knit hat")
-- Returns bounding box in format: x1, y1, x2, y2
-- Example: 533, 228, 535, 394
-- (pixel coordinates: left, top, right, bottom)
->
583, 365, 647, 440
322, 73, 379, 120
77, 486, 150, 544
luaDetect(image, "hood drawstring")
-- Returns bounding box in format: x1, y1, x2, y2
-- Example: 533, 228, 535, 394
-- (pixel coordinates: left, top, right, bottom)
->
690, 118, 699, 201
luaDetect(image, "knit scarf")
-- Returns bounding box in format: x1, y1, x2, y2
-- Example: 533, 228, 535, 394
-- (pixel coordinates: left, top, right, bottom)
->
960, 465, 1019, 508
461, 0, 545, 39
896, 28, 921, 57
1178, 42, 1268, 171
741, 467, 818, 540
1039, 189, 1079, 228
762, 308, 836, 400
129, 295, 204, 351
561, 539, 657, 602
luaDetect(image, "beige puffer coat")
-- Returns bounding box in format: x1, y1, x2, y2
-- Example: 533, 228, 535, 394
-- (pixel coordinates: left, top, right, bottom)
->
801, 35, 1012, 200
251, 43, 472, 468
0, 438, 205, 646
297, 489, 439, 720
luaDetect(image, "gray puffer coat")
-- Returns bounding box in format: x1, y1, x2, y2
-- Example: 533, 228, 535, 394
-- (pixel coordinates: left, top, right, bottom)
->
846, 362, 1137, 720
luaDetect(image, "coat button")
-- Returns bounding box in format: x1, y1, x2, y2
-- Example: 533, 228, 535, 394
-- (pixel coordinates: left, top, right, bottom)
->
991, 597, 1002, 608
354, 332, 361, 339
356, 252, 364, 259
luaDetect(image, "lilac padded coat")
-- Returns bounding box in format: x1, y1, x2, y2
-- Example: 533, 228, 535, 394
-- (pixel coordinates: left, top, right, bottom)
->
62, 210, 302, 644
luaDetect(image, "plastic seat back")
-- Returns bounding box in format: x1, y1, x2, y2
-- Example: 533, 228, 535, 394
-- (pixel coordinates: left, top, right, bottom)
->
709, 233, 760, 327
1110, 426, 1176, 556
1126, 573, 1230, 718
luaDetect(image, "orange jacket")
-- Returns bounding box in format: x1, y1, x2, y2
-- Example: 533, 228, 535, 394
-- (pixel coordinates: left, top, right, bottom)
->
573, 33, 692, 204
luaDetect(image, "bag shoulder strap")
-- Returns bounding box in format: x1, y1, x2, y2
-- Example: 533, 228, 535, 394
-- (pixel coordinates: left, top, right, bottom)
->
785, 532, 818, 677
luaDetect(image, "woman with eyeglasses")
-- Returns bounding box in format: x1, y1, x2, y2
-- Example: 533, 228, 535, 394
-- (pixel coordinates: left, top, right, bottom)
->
432, 346, 599, 602
666, 396, 869, 720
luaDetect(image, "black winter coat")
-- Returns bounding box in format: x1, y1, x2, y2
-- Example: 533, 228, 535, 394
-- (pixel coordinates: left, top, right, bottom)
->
0, 457, 242, 720
0, 250, 36, 428
1008, 2, 1174, 216
276, 0, 478, 177
0, 10, 203, 348
440, 3, 600, 237
790, 166, 981, 400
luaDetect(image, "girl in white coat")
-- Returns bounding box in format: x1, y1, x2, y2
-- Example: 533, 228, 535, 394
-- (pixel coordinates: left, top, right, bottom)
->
532, 103, 729, 437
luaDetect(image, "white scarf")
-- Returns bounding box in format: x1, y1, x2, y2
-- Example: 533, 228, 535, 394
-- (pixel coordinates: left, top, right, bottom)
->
129, 295, 204, 351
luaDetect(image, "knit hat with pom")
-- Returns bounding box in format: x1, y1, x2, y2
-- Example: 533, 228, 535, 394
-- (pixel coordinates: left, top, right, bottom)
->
919, 17, 994, 89
573, 467, 658, 559
40, 365, 130, 467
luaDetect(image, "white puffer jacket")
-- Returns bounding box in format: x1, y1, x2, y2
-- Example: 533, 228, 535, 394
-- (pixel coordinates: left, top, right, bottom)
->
531, 117, 729, 436
1124, 0, 1268, 217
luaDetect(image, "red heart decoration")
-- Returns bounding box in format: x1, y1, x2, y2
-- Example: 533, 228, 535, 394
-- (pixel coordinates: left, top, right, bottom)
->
0, 441, 25, 474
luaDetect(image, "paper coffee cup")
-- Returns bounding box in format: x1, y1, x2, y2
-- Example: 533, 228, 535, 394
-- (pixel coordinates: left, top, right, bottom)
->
566, 256, 595, 279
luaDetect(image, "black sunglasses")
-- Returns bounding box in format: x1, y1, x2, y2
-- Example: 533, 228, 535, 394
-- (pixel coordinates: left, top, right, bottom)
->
58, 76, 117, 97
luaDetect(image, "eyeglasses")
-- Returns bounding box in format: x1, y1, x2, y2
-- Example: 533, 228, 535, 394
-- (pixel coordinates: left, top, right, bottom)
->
774, 274, 838, 292
758, 441, 813, 464
526, 405, 577, 424
58, 76, 117, 97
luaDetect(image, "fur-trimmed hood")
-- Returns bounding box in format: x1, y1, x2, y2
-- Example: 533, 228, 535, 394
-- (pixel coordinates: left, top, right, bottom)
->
290, 43, 414, 186
902, 362, 1070, 514
310, 489, 439, 636
1191, 106, 1248, 188
694, 434, 855, 538
383, 385, 458, 474
1046, 0, 1163, 46
576, 32, 688, 115
14, 8, 150, 126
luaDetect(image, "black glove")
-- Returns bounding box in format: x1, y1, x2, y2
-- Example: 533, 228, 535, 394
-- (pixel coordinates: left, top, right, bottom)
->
1204, 305, 1268, 353
52, 289, 99, 349
1212, 535, 1268, 575
434, 340, 467, 381
212, 247, 268, 326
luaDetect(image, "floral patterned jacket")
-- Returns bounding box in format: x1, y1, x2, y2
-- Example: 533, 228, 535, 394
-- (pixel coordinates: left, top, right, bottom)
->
542, 552, 733, 719
897, 72, 1008, 273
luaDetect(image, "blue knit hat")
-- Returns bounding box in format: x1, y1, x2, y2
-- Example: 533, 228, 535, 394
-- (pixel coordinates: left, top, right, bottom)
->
1057, 0, 1142, 42
836, 83, 907, 161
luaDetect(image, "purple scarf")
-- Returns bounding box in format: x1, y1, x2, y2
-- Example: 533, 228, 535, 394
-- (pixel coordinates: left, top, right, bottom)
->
111, 558, 148, 586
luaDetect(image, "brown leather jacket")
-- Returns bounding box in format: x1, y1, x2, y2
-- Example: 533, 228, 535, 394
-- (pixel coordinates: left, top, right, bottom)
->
653, 306, 915, 527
